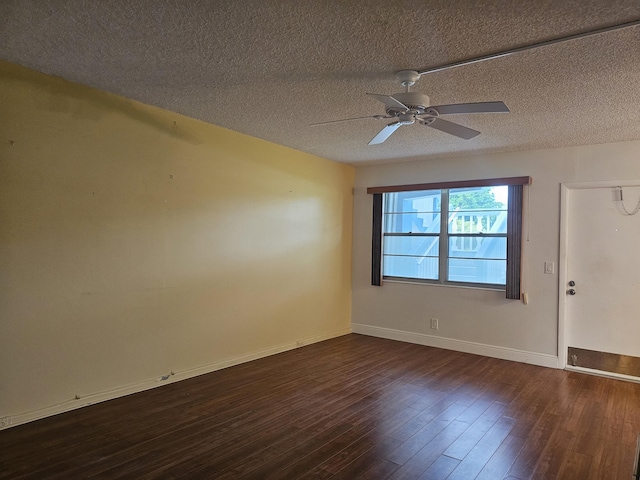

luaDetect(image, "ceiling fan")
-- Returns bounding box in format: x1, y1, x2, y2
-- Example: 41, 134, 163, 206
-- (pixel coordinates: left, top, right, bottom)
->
311, 70, 509, 145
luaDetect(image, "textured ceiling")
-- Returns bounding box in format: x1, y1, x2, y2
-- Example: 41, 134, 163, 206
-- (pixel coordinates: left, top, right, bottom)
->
1, 1, 640, 165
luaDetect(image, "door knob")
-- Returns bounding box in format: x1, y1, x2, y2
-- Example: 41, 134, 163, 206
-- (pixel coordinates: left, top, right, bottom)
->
568, 281, 576, 286
568, 289, 576, 295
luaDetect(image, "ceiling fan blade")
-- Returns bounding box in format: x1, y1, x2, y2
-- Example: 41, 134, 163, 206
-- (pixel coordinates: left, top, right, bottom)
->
366, 93, 409, 111
310, 115, 389, 126
429, 101, 510, 115
369, 122, 402, 145
424, 118, 480, 139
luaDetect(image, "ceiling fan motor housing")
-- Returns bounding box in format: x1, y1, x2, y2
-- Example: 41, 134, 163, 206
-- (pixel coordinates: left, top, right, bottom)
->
387, 92, 431, 115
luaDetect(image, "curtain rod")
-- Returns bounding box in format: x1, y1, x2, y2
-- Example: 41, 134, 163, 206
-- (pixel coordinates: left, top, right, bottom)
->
367, 176, 532, 194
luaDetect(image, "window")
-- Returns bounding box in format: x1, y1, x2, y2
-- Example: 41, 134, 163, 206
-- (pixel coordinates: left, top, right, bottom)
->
369, 177, 530, 299
383, 186, 507, 286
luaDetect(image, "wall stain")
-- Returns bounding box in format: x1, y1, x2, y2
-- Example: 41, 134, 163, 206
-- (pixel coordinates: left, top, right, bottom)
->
1, 60, 201, 144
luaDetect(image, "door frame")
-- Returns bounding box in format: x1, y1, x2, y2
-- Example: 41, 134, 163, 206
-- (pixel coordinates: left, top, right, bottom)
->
558, 179, 640, 375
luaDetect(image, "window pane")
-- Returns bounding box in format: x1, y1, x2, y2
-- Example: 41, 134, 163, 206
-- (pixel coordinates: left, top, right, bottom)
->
383, 236, 439, 257
384, 190, 441, 234
448, 237, 506, 259
448, 186, 508, 234
383, 255, 439, 280
448, 259, 506, 285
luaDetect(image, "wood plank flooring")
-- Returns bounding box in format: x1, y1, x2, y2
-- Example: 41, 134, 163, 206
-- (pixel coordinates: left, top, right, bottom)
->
2, 333, 640, 479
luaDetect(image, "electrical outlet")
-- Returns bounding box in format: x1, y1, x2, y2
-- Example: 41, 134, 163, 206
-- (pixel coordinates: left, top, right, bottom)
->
0, 417, 10, 428
430, 318, 439, 330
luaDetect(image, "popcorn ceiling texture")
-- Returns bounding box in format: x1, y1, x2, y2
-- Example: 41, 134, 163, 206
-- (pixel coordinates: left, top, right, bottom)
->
1, 0, 640, 165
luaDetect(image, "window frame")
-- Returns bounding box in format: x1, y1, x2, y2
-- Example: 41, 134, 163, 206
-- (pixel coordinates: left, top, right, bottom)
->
382, 187, 508, 289
369, 177, 531, 300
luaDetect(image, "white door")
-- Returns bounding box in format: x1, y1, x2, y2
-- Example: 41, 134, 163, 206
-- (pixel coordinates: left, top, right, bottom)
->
564, 184, 640, 367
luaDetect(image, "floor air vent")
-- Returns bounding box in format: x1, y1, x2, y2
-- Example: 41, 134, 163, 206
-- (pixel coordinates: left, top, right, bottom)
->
568, 347, 640, 377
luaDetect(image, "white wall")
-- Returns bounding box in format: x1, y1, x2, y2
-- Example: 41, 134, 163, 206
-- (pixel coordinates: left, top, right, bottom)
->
352, 140, 640, 366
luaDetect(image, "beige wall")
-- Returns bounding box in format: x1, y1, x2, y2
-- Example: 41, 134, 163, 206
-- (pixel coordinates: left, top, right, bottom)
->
0, 62, 354, 425
352, 140, 640, 365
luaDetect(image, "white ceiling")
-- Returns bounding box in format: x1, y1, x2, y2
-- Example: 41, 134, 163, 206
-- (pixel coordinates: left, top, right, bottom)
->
1, 1, 640, 165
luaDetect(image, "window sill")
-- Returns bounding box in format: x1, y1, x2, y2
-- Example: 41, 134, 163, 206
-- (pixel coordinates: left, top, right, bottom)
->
382, 278, 505, 292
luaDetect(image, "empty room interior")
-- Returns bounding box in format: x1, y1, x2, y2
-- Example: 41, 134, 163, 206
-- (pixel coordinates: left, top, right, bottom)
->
3, 2, 640, 479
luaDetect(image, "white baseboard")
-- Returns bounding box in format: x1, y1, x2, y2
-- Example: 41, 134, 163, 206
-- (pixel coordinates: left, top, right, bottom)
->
2, 327, 352, 430
351, 323, 558, 369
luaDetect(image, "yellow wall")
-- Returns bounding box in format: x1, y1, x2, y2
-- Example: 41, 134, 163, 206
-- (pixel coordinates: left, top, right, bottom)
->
0, 61, 354, 425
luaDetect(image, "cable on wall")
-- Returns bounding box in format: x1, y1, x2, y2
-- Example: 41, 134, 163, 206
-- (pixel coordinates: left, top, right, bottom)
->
417, 19, 640, 76
614, 186, 640, 216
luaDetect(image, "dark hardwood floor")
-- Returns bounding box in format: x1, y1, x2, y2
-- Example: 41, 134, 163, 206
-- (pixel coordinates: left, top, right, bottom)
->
2, 333, 640, 479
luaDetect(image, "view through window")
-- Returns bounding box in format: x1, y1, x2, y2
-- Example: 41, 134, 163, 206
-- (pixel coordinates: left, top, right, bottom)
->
382, 185, 508, 286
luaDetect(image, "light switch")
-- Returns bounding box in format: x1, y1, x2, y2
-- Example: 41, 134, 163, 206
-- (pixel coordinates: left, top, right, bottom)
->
544, 262, 554, 274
